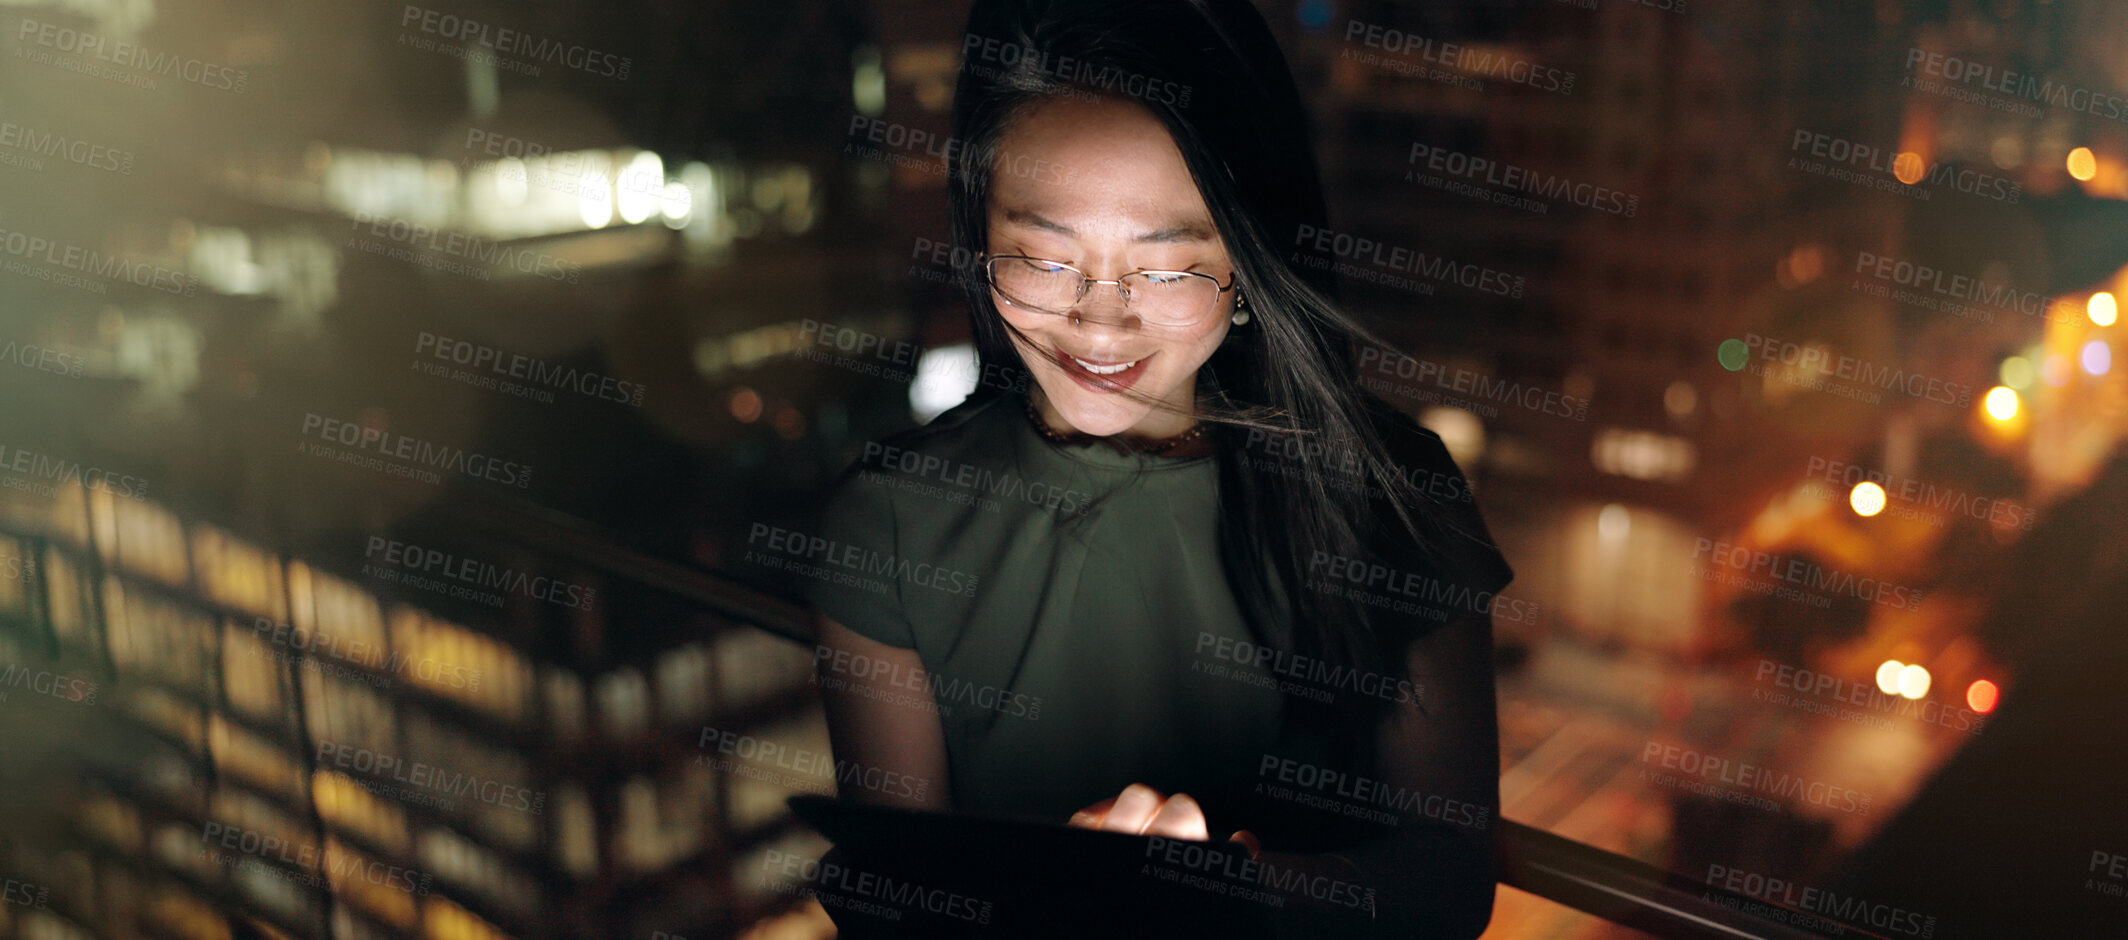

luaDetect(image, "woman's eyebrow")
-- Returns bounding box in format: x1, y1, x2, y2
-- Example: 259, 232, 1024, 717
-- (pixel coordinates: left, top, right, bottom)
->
1000, 207, 1215, 244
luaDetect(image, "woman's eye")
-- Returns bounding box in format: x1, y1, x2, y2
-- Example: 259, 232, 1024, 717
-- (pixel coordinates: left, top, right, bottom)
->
1142, 272, 1187, 285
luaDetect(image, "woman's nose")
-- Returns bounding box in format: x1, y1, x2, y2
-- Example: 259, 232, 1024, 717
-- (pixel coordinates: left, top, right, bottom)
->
1067, 281, 1139, 327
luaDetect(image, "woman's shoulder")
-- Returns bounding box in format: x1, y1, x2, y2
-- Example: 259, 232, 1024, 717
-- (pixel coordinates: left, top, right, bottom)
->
814, 389, 1025, 513
1353, 393, 1516, 598
1355, 393, 1470, 510
799, 392, 1026, 647
834, 391, 1025, 491
872, 387, 1024, 462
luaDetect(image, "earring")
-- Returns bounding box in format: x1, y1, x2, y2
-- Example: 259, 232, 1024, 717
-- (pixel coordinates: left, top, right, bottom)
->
1230, 291, 1250, 326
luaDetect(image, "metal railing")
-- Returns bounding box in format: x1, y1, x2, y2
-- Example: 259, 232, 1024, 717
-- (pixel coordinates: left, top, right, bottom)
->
0, 474, 1904, 939
457, 498, 1900, 940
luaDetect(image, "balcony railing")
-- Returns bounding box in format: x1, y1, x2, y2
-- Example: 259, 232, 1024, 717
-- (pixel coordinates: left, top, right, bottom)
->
0, 476, 1907, 939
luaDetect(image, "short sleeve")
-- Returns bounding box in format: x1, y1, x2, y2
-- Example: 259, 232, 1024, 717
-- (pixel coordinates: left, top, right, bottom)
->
1364, 401, 1517, 623
801, 463, 919, 649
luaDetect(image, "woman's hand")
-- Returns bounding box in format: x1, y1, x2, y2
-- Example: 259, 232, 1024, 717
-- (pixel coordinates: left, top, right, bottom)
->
1067, 783, 1262, 857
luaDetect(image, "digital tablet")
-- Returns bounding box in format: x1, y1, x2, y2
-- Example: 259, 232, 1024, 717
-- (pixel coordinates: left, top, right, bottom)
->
784, 794, 1284, 936
786, 793, 1166, 870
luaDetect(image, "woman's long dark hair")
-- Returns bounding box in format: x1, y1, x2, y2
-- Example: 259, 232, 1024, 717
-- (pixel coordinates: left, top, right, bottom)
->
949, 0, 1472, 758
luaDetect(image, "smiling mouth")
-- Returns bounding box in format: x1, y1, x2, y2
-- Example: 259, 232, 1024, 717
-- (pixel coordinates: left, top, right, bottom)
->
1051, 347, 1154, 393
1067, 354, 1142, 375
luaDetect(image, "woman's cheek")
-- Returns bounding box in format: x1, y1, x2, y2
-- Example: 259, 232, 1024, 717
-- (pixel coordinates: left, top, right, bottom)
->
1177, 323, 1229, 373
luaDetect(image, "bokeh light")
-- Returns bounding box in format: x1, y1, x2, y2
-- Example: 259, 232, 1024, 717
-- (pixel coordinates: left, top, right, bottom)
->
1999, 356, 2034, 390
2067, 146, 2099, 181
1897, 664, 1932, 700
1664, 380, 1699, 418
1598, 503, 1632, 543
1967, 679, 2000, 713
1849, 481, 1887, 517
728, 387, 764, 423
2043, 354, 2074, 387
1984, 386, 2020, 421
1717, 338, 1750, 371
2082, 340, 2112, 376
616, 151, 666, 225
1876, 660, 1905, 696
1892, 152, 1926, 184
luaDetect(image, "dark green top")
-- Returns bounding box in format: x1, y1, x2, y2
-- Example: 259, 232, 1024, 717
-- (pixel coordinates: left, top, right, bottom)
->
804, 388, 1513, 841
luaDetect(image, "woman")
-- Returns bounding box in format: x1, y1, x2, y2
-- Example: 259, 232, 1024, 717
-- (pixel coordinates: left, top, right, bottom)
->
805, 1, 1515, 935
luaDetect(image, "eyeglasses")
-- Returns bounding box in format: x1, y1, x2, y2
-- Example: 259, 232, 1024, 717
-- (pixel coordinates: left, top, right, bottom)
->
982, 253, 1237, 327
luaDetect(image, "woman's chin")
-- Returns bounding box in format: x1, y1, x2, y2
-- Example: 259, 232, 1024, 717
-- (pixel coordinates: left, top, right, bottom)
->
1047, 394, 1145, 437
1059, 410, 1141, 437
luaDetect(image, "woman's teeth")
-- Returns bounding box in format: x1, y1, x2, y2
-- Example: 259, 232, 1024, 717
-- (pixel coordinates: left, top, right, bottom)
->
1070, 355, 1139, 375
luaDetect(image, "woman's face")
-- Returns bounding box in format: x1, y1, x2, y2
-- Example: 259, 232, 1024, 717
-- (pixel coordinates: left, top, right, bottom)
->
985, 95, 1236, 438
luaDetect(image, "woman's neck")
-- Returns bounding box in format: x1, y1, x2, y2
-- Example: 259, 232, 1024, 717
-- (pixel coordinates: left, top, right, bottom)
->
1028, 390, 1214, 457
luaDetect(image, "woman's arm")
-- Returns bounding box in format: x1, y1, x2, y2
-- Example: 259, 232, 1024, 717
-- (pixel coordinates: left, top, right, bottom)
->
1312, 405, 1506, 936
1235, 608, 1499, 939
1067, 609, 1500, 938
1314, 605, 1502, 937
813, 611, 954, 811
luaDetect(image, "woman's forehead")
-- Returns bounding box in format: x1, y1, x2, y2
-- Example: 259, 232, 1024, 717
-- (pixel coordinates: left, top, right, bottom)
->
988, 97, 1215, 241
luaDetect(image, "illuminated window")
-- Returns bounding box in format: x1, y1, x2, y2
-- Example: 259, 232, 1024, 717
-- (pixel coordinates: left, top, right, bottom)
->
333, 902, 403, 940
732, 831, 832, 909
152, 820, 214, 883
542, 667, 584, 742
77, 782, 143, 852
221, 618, 288, 726
244, 917, 303, 940
465, 787, 541, 855
42, 548, 90, 645
725, 708, 834, 835
231, 853, 317, 925
711, 629, 815, 717
417, 824, 540, 913
596, 667, 649, 739
0, 533, 25, 609
313, 769, 410, 857
619, 765, 711, 872
0, 477, 88, 545
553, 785, 597, 879
301, 669, 397, 760
389, 608, 531, 725
290, 562, 388, 653
422, 894, 513, 940
653, 640, 712, 723
400, 712, 539, 851
103, 576, 216, 691
100, 495, 187, 587
207, 787, 306, 860
210, 714, 304, 798
192, 526, 287, 622
1590, 427, 1699, 482
325, 837, 416, 929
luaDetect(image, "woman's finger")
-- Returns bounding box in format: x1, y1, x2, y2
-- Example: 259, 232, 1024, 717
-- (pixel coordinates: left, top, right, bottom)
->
1067, 796, 1117, 829
1228, 829, 1262, 859
1100, 783, 1167, 834
1144, 792, 1209, 840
